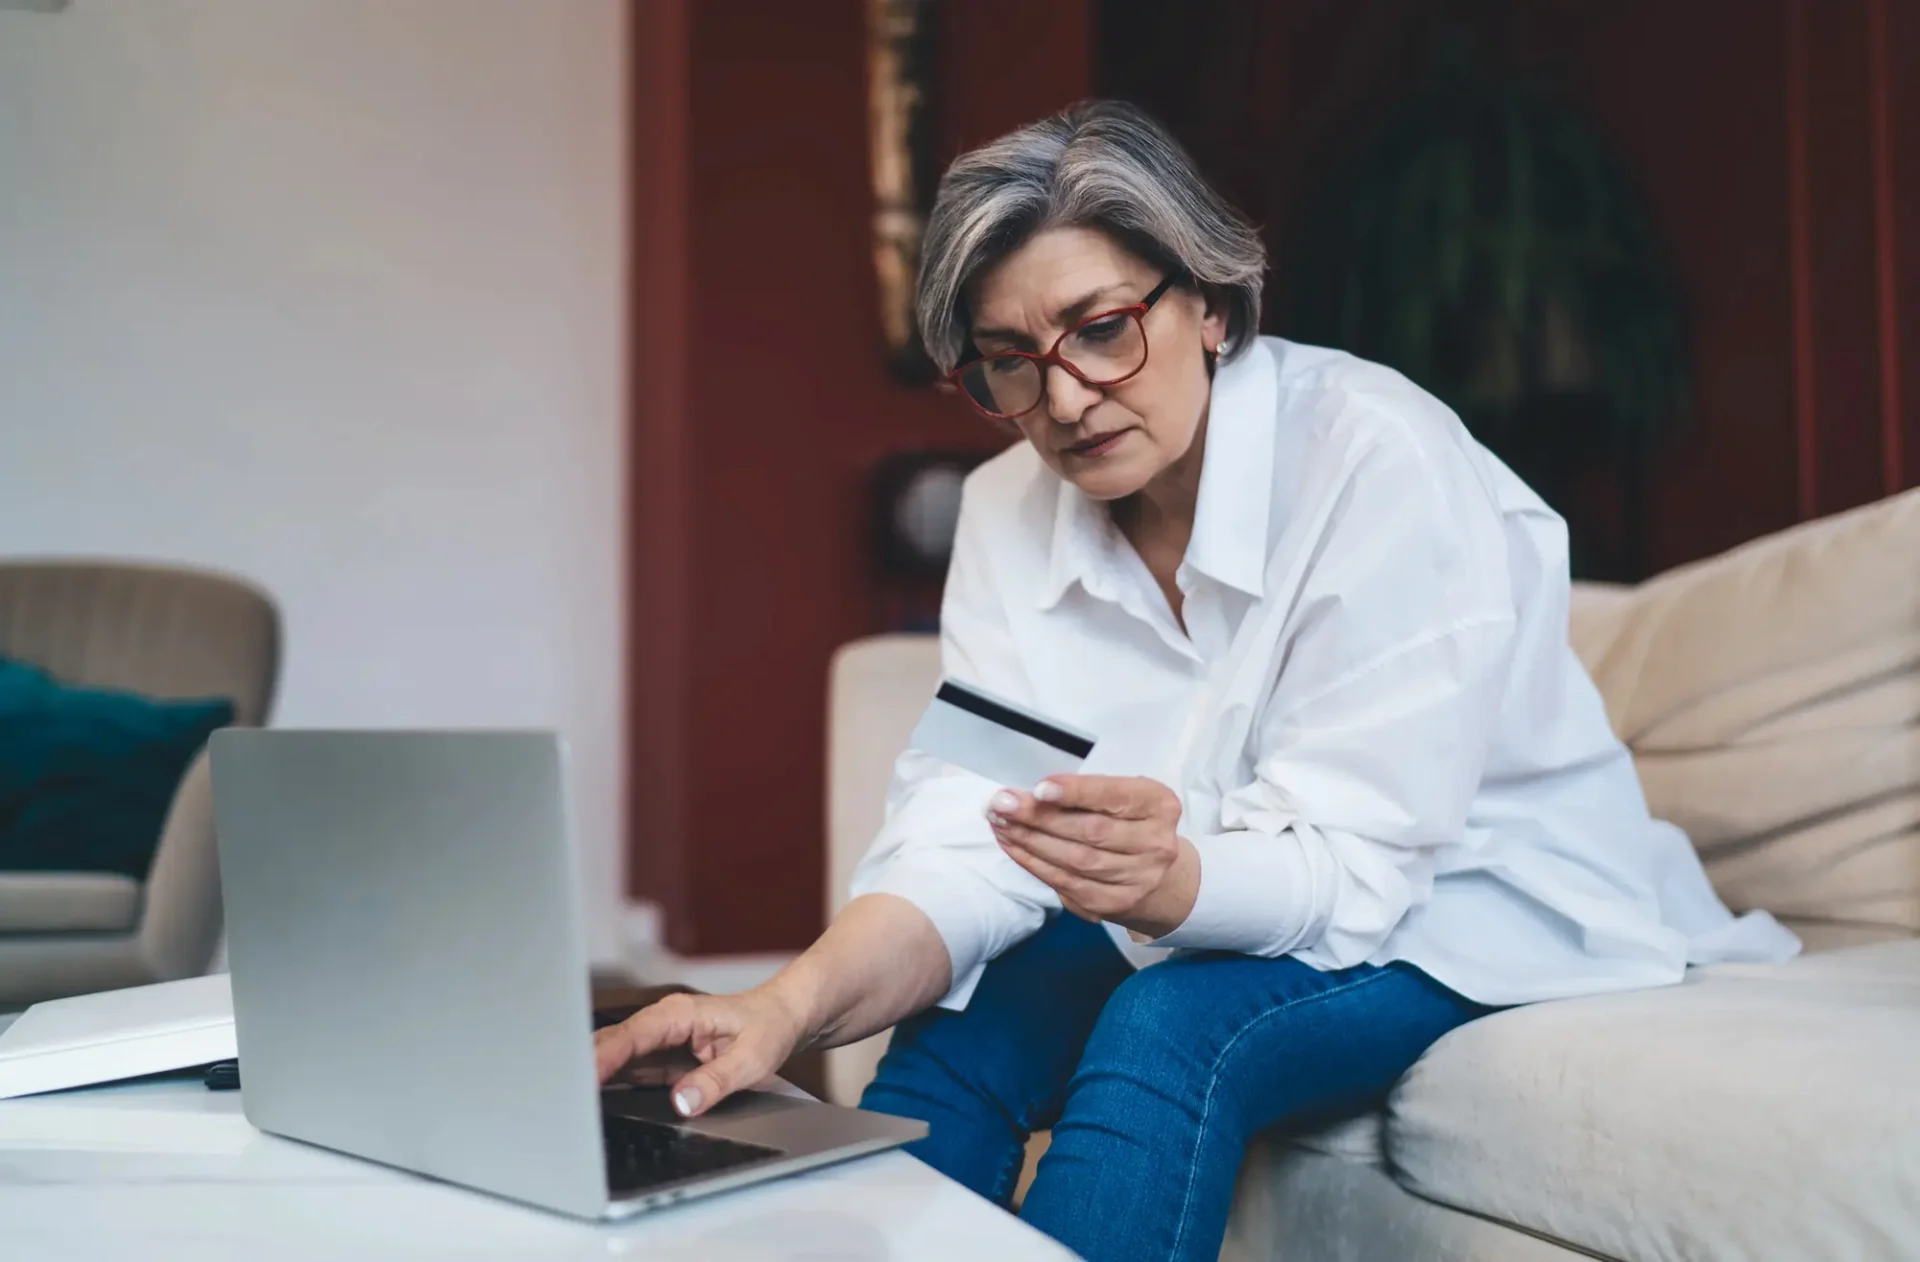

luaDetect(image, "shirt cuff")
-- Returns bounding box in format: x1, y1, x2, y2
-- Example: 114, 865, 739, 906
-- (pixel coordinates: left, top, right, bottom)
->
1145, 831, 1319, 957
848, 861, 995, 1010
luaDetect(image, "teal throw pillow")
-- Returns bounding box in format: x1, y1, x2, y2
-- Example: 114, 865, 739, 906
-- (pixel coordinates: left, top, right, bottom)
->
0, 656, 235, 878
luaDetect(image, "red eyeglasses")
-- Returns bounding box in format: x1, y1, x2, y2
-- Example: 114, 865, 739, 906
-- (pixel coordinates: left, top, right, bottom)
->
945, 274, 1180, 420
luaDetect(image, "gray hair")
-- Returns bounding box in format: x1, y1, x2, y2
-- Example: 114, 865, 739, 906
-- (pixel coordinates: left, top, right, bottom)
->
915, 99, 1267, 373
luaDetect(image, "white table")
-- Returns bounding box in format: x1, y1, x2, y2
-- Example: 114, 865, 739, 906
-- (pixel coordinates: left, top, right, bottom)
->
0, 1076, 1075, 1261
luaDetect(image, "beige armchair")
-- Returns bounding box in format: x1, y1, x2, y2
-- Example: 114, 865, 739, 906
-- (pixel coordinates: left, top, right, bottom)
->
0, 561, 280, 1008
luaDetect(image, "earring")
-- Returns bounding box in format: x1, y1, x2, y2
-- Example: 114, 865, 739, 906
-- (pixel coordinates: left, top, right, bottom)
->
1216, 341, 1229, 356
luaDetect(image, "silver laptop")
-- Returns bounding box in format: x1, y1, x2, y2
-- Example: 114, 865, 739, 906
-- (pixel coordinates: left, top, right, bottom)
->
209, 729, 925, 1220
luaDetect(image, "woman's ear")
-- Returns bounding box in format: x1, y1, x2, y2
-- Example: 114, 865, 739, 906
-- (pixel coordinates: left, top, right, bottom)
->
1198, 286, 1231, 354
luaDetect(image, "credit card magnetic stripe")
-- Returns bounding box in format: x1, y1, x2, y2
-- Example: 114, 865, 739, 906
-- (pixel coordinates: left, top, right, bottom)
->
933, 682, 1095, 759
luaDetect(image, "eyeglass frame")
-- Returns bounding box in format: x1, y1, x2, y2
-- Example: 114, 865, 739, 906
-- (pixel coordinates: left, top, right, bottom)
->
944, 272, 1183, 421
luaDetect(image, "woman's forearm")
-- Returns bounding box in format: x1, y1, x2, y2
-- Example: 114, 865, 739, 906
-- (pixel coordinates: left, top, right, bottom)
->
767, 893, 953, 1051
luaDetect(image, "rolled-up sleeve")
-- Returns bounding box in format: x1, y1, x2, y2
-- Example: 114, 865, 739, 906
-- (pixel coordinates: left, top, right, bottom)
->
846, 477, 1059, 1009
849, 754, 1056, 1008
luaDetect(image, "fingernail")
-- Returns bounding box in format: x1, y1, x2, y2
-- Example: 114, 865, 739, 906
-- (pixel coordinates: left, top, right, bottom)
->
1034, 781, 1063, 802
673, 1086, 702, 1116
986, 812, 1006, 828
989, 790, 1020, 814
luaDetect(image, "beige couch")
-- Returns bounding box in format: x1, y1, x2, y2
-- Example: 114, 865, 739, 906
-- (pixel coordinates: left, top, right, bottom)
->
825, 488, 1920, 1260
0, 561, 280, 1009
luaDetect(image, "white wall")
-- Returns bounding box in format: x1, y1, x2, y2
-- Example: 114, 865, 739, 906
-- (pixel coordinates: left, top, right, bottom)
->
0, 0, 629, 961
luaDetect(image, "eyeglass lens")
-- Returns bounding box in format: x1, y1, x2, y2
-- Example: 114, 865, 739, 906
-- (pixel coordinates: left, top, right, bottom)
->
956, 310, 1147, 418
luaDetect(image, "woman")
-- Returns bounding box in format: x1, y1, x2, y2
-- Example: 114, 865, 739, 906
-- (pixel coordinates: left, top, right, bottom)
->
596, 101, 1797, 1261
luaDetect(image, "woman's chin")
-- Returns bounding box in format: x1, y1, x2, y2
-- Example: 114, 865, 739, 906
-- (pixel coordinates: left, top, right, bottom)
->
1066, 462, 1152, 502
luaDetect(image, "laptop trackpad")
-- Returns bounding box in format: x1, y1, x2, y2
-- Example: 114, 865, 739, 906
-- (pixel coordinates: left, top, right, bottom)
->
603, 1085, 801, 1124
603, 1086, 910, 1154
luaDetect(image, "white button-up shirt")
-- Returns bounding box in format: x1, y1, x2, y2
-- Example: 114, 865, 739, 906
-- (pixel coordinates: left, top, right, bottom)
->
852, 337, 1799, 1010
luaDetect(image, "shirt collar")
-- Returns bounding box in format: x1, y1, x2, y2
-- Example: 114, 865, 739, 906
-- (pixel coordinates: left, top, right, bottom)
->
1038, 339, 1278, 609
1182, 338, 1277, 599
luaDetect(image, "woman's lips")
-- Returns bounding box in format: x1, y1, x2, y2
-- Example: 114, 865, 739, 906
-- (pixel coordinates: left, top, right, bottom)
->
1063, 430, 1128, 459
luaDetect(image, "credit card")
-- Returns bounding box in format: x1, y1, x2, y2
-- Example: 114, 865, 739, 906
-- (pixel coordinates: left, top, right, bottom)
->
906, 679, 1098, 790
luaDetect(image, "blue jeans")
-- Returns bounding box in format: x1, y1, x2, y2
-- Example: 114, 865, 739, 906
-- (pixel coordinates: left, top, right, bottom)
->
861, 913, 1490, 1262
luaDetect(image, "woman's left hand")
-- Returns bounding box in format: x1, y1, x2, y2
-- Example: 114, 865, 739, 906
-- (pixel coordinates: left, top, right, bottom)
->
987, 775, 1200, 939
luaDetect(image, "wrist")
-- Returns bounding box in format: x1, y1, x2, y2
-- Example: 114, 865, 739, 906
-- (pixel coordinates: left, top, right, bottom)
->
760, 957, 830, 1050
1117, 835, 1201, 940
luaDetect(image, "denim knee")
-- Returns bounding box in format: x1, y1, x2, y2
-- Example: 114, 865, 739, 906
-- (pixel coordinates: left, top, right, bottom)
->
1071, 961, 1216, 1090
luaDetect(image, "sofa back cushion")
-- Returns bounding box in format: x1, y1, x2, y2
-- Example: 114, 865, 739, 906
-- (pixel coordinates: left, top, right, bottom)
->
1569, 488, 1920, 935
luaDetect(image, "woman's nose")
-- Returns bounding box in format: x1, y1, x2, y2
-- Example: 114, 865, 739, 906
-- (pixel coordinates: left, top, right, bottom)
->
1045, 363, 1100, 424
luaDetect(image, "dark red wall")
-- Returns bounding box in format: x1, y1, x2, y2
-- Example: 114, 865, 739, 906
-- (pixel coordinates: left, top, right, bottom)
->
629, 0, 1091, 954
1518, 0, 1919, 560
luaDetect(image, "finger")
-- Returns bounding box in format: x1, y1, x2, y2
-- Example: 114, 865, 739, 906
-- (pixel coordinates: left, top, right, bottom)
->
994, 817, 1129, 883
998, 831, 1108, 911
594, 996, 698, 1084
1018, 802, 1138, 851
669, 1032, 781, 1118
989, 790, 1139, 850
1060, 896, 1102, 922
1032, 774, 1167, 820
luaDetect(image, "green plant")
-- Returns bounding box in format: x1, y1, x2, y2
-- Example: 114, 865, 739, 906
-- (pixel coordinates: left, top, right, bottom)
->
1283, 38, 1688, 577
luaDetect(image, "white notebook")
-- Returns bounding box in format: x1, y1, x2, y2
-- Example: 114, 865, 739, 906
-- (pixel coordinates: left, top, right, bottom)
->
0, 974, 235, 1101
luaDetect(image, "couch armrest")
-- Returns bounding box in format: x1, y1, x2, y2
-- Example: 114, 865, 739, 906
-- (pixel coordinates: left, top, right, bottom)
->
1567, 580, 1639, 680
135, 748, 223, 981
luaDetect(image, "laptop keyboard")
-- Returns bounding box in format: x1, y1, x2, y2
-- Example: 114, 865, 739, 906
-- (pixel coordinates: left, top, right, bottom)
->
602, 1113, 783, 1195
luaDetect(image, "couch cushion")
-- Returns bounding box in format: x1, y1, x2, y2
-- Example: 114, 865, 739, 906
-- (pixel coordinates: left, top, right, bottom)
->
1777, 914, 1917, 953
1568, 489, 1920, 737
1567, 489, 1920, 936
1286, 1110, 1387, 1167
1385, 942, 1920, 1262
1226, 1143, 1586, 1262
0, 872, 142, 933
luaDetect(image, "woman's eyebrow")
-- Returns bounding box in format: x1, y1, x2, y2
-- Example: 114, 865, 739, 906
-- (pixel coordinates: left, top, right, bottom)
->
971, 284, 1129, 347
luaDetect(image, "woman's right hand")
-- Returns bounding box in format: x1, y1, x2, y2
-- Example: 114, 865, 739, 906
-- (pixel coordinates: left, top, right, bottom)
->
594, 986, 810, 1118
595, 894, 953, 1119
